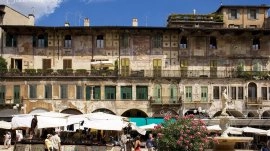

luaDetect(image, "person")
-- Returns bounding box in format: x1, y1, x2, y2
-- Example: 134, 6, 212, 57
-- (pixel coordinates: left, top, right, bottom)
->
134, 135, 141, 151
120, 131, 127, 151
51, 131, 61, 151
146, 133, 155, 151
261, 142, 270, 151
16, 131, 23, 142
221, 88, 229, 116
30, 115, 38, 138
45, 134, 53, 151
3, 131, 11, 149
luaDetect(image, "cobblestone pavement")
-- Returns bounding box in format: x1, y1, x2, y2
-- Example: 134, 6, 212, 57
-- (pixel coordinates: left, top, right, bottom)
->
0, 145, 13, 151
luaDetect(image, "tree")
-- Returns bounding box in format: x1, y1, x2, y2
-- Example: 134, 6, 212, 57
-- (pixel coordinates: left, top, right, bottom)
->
153, 114, 218, 151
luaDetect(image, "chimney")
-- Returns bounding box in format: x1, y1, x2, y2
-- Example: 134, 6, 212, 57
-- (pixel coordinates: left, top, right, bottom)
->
84, 18, 90, 26
28, 14, 35, 26
64, 22, 70, 27
132, 18, 138, 27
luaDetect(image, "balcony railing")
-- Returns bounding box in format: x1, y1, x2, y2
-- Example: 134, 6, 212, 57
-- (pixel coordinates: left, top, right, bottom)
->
0, 69, 269, 79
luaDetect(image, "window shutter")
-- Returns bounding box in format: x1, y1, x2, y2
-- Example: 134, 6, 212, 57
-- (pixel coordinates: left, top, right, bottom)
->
237, 9, 240, 19
85, 86, 91, 100
32, 35, 37, 47
44, 34, 48, 47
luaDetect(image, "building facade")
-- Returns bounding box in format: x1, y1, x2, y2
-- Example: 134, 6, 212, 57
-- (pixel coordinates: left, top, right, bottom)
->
0, 5, 270, 126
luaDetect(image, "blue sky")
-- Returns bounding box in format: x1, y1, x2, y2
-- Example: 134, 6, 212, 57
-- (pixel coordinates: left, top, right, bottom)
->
2, 0, 270, 27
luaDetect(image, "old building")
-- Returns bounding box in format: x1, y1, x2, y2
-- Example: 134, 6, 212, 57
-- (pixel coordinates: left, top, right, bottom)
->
0, 4, 270, 127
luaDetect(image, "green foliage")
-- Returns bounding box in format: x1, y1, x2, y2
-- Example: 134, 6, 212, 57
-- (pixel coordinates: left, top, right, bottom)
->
153, 115, 217, 151
75, 69, 87, 75
25, 69, 37, 75
0, 57, 7, 70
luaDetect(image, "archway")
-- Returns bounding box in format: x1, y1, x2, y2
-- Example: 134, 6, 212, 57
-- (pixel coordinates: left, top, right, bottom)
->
60, 108, 82, 115
92, 108, 115, 114
212, 109, 245, 119
122, 109, 147, 117
261, 110, 270, 119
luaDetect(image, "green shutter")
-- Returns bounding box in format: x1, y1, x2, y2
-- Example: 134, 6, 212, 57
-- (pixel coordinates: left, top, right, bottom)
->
121, 86, 132, 100
86, 86, 91, 101
29, 85, 37, 99
93, 86, 100, 100
45, 84, 52, 99
14, 85, 20, 103
76, 86, 82, 99
105, 86, 116, 100
44, 33, 48, 47
0, 85, 5, 104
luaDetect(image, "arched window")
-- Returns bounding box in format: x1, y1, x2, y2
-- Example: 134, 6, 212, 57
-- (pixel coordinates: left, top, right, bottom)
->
169, 84, 178, 103
154, 84, 162, 103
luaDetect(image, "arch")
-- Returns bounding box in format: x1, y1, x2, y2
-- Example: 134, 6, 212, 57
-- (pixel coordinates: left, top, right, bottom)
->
29, 108, 49, 114
248, 82, 257, 100
92, 108, 115, 115
61, 108, 82, 115
121, 109, 148, 118
261, 110, 270, 119
212, 109, 245, 119
152, 108, 178, 118
184, 108, 210, 119
247, 111, 259, 119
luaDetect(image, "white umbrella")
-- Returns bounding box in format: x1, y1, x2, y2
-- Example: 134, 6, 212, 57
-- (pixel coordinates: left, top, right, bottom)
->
139, 123, 158, 130
0, 121, 12, 129
11, 114, 33, 129
242, 126, 267, 135
207, 125, 221, 131
83, 119, 125, 131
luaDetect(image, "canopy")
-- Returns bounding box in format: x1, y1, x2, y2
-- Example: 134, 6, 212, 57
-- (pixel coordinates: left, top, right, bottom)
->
139, 123, 158, 130
11, 114, 33, 129
242, 126, 267, 135
207, 125, 243, 135
0, 121, 12, 129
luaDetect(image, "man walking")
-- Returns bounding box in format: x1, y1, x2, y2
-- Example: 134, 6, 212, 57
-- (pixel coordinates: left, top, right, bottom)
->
51, 131, 61, 151
146, 133, 155, 151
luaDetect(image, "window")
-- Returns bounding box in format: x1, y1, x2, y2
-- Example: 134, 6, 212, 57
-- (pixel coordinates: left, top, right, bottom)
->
185, 86, 192, 101
6, 33, 17, 47
0, 85, 5, 103
201, 86, 208, 102
262, 87, 267, 100
136, 86, 148, 100
169, 84, 177, 102
64, 35, 72, 48
33, 34, 48, 48
93, 86, 101, 100
29, 84, 37, 99
105, 86, 116, 100
252, 60, 262, 72
213, 86, 220, 99
76, 85, 83, 99
45, 84, 52, 99
13, 85, 20, 104
209, 36, 217, 49
60, 85, 68, 99
153, 34, 162, 48
63, 59, 72, 69
121, 86, 132, 99
231, 87, 236, 100
120, 34, 129, 48
180, 36, 187, 49
96, 35, 104, 48
43, 59, 51, 70
229, 9, 238, 19
238, 87, 243, 99
249, 9, 258, 20
252, 38, 260, 50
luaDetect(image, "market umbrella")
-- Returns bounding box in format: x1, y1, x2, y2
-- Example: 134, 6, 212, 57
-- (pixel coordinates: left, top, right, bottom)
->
0, 121, 12, 129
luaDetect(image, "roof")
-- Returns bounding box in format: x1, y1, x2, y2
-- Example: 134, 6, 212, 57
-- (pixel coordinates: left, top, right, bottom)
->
0, 5, 29, 18
215, 4, 270, 13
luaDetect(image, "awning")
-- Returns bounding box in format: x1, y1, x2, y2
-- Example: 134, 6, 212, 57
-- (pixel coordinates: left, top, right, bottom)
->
129, 117, 164, 127
0, 109, 19, 122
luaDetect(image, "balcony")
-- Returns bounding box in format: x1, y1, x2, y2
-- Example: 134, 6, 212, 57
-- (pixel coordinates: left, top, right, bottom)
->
149, 96, 182, 106
0, 68, 269, 80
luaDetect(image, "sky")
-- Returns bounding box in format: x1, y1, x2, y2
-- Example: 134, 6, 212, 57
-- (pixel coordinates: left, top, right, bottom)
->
1, 0, 270, 27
